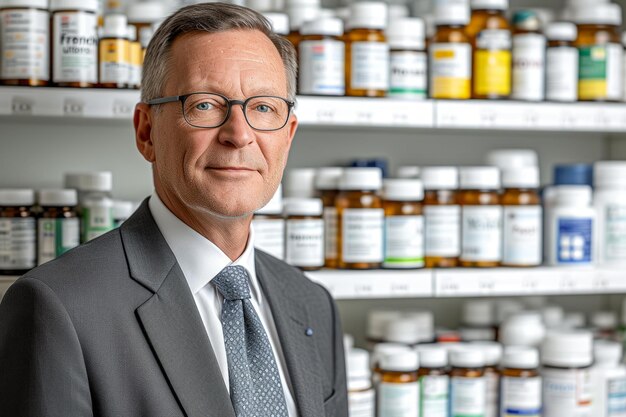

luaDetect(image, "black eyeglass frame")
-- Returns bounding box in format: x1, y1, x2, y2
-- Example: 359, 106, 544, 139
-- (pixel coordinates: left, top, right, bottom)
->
146, 92, 296, 131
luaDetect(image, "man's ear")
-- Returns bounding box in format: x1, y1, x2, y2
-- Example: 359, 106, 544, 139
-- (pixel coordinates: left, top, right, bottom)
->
134, 103, 156, 163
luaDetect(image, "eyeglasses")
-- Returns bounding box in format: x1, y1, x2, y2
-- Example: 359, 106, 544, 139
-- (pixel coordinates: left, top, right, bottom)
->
146, 92, 295, 131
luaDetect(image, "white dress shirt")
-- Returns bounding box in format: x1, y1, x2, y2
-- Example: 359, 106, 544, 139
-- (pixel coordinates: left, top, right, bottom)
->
149, 192, 298, 417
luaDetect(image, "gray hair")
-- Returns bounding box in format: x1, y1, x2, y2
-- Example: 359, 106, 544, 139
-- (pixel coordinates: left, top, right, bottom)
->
141, 3, 297, 104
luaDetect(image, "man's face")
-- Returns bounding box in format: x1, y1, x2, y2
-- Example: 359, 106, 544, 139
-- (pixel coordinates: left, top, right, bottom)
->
147, 30, 297, 218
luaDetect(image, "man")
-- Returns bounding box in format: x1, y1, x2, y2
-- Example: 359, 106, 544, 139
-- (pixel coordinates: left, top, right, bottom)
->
0, 4, 348, 416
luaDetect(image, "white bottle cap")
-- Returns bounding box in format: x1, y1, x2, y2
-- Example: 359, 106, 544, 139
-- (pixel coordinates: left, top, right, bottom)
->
459, 166, 500, 190
416, 345, 448, 368
77, 172, 113, 192
126, 1, 166, 23
594, 161, 626, 189
469, 341, 503, 366
434, 2, 470, 25
287, 4, 319, 31
486, 149, 539, 170
574, 3, 622, 26
422, 166, 459, 190
562, 312, 586, 328
594, 340, 622, 365
50, 0, 97, 12
255, 184, 283, 215
396, 166, 420, 179
591, 311, 617, 330
499, 311, 546, 347
0, 0, 48, 8
384, 317, 421, 345
284, 168, 317, 198
542, 305, 564, 328
553, 185, 592, 207
387, 17, 425, 50
103, 14, 128, 38
248, 0, 274, 12
112, 200, 134, 220
383, 179, 424, 201
389, 4, 409, 19
263, 12, 290, 35
502, 346, 539, 369
284, 198, 323, 216
127, 25, 137, 42
347, 348, 372, 390
404, 311, 435, 343
380, 350, 419, 372
300, 17, 343, 36
368, 310, 403, 340
0, 189, 35, 206
471, 0, 508, 10
39, 189, 78, 207
339, 167, 383, 191
348, 2, 388, 30
315, 167, 343, 191
372, 342, 411, 368
545, 22, 577, 41
502, 166, 540, 189
542, 330, 593, 367
450, 347, 485, 368
463, 300, 495, 327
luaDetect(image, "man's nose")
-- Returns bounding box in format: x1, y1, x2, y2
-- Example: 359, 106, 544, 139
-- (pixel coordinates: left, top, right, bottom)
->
216, 104, 255, 148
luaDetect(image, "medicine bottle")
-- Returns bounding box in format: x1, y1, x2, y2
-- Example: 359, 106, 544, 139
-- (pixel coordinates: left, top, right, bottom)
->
284, 168, 317, 199
500, 346, 542, 417
383, 317, 421, 347
377, 350, 420, 417
112, 200, 134, 228
417, 345, 449, 417
590, 340, 626, 417
405, 310, 436, 345
594, 161, 626, 266
470, 341, 502, 417
126, 25, 142, 89
347, 348, 376, 417
449, 348, 487, 417
383, 178, 424, 269
387, 17, 427, 99
99, 14, 129, 89
501, 166, 542, 267
78, 172, 114, 243
499, 311, 546, 347
263, 12, 290, 37
372, 342, 410, 382
511, 10, 546, 101
0, 189, 36, 275
429, 2, 471, 99
50, 0, 98, 87
284, 198, 324, 270
298, 17, 345, 96
367, 310, 403, 349
546, 22, 579, 102
0, 0, 49, 86
574, 4, 623, 102
286, 0, 319, 55
127, 1, 165, 55
541, 330, 594, 417
315, 167, 342, 268
459, 166, 502, 268
460, 300, 497, 342
467, 0, 512, 99
423, 167, 460, 268
252, 185, 285, 261
37, 189, 80, 266
336, 167, 384, 269
345, 1, 389, 97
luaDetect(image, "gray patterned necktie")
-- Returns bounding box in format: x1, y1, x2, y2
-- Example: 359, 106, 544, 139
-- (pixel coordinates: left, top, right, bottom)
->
213, 265, 289, 417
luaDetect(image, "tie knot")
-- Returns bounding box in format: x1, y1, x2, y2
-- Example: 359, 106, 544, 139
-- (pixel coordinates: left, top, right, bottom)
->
213, 265, 251, 301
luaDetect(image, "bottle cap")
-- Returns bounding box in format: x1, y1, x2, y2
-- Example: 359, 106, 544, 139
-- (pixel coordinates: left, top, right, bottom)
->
387, 17, 425, 50
512, 9, 541, 31
594, 340, 622, 365
383, 178, 424, 201
502, 346, 539, 369
339, 168, 383, 191
0, 189, 35, 206
594, 161, 626, 189
574, 3, 622, 26
553, 185, 592, 207
77, 172, 113, 192
50, 0, 97, 11
263, 12, 290, 35
300, 17, 343, 36
471, 0, 508, 10
554, 164, 593, 186
404, 311, 435, 343
384, 317, 421, 345
126, 1, 166, 23
545, 22, 577, 41
389, 4, 409, 19
450, 347, 485, 368
284, 198, 323, 216
288, 4, 319, 31
459, 167, 500, 190
434, 2, 470, 25
371, 342, 411, 367
541, 330, 593, 367
368, 310, 403, 340
502, 166, 540, 189
255, 184, 283, 215
396, 166, 420, 179
463, 300, 495, 327
486, 149, 538, 170
347, 348, 372, 390
422, 166, 459, 190
591, 311, 617, 330
416, 345, 448, 368
112, 200, 134, 220
499, 311, 546, 347
127, 25, 137, 41
470, 341, 503, 366
380, 350, 419, 372
284, 168, 317, 198
102, 14, 128, 38
348, 2, 388, 30
248, 0, 273, 12
542, 305, 564, 328
315, 167, 343, 191
39, 189, 78, 207
0, 0, 48, 8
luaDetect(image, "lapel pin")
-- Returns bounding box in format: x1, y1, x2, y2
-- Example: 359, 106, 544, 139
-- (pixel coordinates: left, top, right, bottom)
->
305, 327, 314, 336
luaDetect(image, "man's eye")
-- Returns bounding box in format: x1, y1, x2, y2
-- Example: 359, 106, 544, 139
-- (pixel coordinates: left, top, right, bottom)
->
195, 102, 213, 111
254, 104, 272, 113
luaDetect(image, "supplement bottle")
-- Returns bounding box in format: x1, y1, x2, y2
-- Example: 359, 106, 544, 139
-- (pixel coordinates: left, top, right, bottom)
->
450, 348, 487, 417
501, 166, 542, 267
499, 311, 546, 347
591, 340, 626, 417
127, 1, 165, 55
0, 189, 36, 275
500, 346, 542, 417
387, 17, 427, 99
511, 10, 546, 101
405, 310, 436, 344
262, 12, 290, 37
367, 310, 403, 349
461, 300, 497, 342
126, 25, 142, 89
417, 345, 449, 417
429, 2, 472, 99
541, 330, 593, 417
112, 200, 134, 228
347, 348, 376, 417
315, 167, 342, 268
345, 2, 388, 97
574, 4, 623, 102
252, 185, 285, 260
383, 317, 421, 347
38, 189, 80, 265
383, 178, 424, 269
286, 0, 320, 54
377, 350, 420, 417
284, 168, 317, 199
459, 166, 502, 268
78, 172, 114, 243
98, 14, 129, 89
284, 198, 324, 270
467, 0, 512, 99
0, 0, 49, 86
336, 167, 384, 269
594, 161, 626, 266
371, 342, 410, 381
546, 22, 579, 102
471, 341, 503, 417
298, 17, 345, 96
423, 167, 460, 268
50, 0, 98, 87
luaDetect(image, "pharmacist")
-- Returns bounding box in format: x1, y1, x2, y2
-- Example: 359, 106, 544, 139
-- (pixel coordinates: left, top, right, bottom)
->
0, 3, 348, 417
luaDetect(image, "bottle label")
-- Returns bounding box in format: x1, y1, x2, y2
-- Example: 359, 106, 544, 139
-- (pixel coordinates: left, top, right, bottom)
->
129, 42, 142, 86
38, 217, 80, 265
285, 218, 324, 267
556, 217, 593, 264
485, 371, 499, 417
252, 218, 285, 260
501, 376, 542, 417
546, 46, 578, 101
384, 214, 424, 268
0, 9, 49, 80
83, 205, 114, 242
512, 33, 546, 101
543, 367, 592, 417
420, 374, 449, 417
425, 205, 461, 257
450, 376, 486, 417
389, 50, 427, 98
299, 39, 345, 95
503, 205, 542, 266
607, 377, 626, 416
578, 44, 623, 101
0, 218, 36, 270
52, 12, 98, 83
342, 208, 384, 263
378, 381, 420, 417
324, 207, 338, 260
474, 30, 512, 96
429, 43, 471, 99
350, 41, 389, 90
461, 206, 502, 262
99, 38, 129, 84
349, 388, 375, 417
604, 204, 626, 261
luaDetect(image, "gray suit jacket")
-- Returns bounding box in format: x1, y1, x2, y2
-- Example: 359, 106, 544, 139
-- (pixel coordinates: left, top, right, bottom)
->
0, 200, 348, 417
